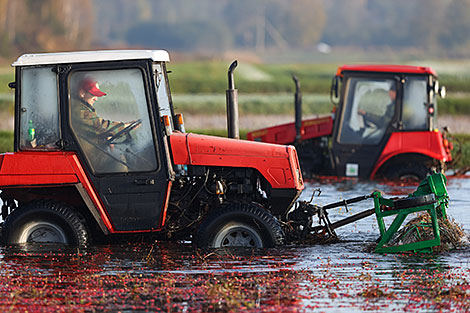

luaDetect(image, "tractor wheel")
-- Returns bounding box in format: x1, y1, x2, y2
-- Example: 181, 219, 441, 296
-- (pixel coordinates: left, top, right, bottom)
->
1, 200, 89, 247
385, 162, 430, 182
195, 202, 285, 248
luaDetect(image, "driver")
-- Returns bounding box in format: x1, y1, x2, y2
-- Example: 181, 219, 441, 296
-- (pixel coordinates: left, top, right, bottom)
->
358, 84, 396, 127
73, 77, 136, 140
71, 76, 139, 172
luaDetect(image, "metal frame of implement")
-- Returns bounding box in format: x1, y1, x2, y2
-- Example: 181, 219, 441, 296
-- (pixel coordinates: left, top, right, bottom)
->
289, 172, 449, 253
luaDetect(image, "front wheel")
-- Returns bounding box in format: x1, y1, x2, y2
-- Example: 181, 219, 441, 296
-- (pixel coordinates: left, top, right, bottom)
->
1, 200, 89, 247
194, 202, 285, 248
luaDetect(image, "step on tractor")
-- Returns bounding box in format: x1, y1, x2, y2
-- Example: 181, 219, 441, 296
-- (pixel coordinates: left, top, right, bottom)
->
247, 65, 453, 181
0, 50, 304, 249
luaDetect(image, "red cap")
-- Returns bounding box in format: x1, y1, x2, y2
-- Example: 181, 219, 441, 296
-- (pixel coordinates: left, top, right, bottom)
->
80, 77, 107, 97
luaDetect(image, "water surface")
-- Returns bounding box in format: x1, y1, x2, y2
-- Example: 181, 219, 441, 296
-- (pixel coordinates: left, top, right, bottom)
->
1, 177, 469, 312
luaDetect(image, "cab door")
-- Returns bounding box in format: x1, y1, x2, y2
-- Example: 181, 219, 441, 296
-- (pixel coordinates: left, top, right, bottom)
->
65, 63, 171, 231
331, 74, 399, 179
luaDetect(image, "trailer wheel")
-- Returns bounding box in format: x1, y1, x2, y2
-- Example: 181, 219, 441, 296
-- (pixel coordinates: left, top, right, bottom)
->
195, 202, 285, 248
2, 200, 89, 247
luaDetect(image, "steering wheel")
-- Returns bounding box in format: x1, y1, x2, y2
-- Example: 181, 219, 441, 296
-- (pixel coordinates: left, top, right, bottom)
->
106, 119, 142, 144
361, 113, 378, 129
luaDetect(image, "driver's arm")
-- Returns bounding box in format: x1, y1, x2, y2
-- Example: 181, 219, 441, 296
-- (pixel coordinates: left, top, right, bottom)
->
359, 110, 382, 126
82, 108, 126, 136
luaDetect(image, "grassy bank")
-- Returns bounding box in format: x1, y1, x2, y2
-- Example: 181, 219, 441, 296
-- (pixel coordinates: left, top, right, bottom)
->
451, 134, 470, 171
438, 96, 470, 115
168, 62, 470, 94
168, 62, 336, 94
0, 92, 466, 118
173, 93, 332, 115
0, 131, 13, 152
0, 69, 13, 94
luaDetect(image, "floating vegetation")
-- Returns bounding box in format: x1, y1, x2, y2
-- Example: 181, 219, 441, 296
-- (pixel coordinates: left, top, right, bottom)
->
388, 214, 467, 253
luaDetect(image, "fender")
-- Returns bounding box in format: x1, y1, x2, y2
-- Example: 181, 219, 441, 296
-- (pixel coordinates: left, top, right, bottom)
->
0, 151, 171, 234
370, 131, 452, 179
0, 152, 79, 186
169, 132, 304, 191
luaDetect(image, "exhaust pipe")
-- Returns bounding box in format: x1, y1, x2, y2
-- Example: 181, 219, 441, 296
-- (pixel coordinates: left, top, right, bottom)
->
226, 60, 239, 139
293, 74, 302, 142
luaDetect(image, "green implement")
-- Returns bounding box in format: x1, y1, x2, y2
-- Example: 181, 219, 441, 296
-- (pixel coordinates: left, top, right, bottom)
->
287, 172, 451, 253
373, 172, 449, 253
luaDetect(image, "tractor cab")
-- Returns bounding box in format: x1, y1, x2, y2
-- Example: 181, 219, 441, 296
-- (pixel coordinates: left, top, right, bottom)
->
330, 65, 448, 178
12, 50, 176, 231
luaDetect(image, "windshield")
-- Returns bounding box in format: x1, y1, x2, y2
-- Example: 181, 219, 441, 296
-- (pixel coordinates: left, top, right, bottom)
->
338, 77, 396, 145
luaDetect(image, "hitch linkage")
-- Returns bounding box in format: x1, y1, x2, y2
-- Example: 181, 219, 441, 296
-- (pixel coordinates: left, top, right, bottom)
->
287, 193, 375, 242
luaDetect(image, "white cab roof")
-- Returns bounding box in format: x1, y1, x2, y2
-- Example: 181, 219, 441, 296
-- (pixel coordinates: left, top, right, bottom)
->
12, 50, 170, 66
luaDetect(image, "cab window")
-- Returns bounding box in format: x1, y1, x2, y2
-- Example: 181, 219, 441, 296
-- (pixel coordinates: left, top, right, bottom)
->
69, 68, 158, 174
19, 67, 60, 150
402, 76, 428, 130
338, 77, 396, 145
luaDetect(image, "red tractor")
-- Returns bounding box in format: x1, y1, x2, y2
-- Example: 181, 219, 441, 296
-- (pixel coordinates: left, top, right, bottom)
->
0, 50, 304, 248
247, 65, 452, 180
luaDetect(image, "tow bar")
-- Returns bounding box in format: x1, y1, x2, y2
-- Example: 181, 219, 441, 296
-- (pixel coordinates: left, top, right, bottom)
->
287, 172, 450, 253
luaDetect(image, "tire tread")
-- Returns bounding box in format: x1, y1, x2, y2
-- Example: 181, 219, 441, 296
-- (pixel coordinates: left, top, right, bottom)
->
1, 200, 89, 246
195, 201, 285, 248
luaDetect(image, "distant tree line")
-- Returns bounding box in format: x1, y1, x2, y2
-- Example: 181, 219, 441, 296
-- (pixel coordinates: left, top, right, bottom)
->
0, 0, 468, 57
322, 0, 470, 55
0, 0, 93, 57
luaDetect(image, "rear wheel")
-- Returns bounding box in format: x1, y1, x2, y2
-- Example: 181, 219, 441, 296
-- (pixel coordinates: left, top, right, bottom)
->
195, 202, 284, 248
2, 200, 89, 247
384, 162, 430, 182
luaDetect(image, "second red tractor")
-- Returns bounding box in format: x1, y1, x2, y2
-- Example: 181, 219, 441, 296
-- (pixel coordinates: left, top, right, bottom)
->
248, 65, 452, 180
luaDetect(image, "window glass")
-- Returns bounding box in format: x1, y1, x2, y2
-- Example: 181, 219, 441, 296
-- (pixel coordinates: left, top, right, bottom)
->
402, 77, 428, 130
20, 67, 60, 150
153, 63, 174, 130
69, 68, 157, 174
338, 78, 396, 145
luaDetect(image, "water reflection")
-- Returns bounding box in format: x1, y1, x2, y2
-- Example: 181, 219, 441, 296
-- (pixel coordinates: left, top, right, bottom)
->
0, 177, 469, 312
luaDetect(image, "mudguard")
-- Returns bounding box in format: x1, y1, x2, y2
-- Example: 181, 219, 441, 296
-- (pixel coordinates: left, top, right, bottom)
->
0, 151, 115, 233
370, 131, 452, 178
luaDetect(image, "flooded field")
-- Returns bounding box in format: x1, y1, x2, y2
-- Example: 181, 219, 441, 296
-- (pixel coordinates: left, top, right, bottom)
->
1, 176, 470, 312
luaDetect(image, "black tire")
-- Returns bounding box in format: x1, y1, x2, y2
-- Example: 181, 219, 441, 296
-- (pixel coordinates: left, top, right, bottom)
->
385, 162, 430, 182
195, 202, 285, 248
1, 200, 89, 247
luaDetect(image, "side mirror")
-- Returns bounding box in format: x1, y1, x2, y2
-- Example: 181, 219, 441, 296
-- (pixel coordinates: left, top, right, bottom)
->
438, 86, 446, 99
330, 75, 340, 104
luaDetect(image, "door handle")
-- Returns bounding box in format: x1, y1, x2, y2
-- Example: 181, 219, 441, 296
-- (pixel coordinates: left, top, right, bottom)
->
134, 179, 155, 185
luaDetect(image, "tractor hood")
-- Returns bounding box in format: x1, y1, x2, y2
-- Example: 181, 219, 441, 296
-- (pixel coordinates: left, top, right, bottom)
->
169, 132, 304, 191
